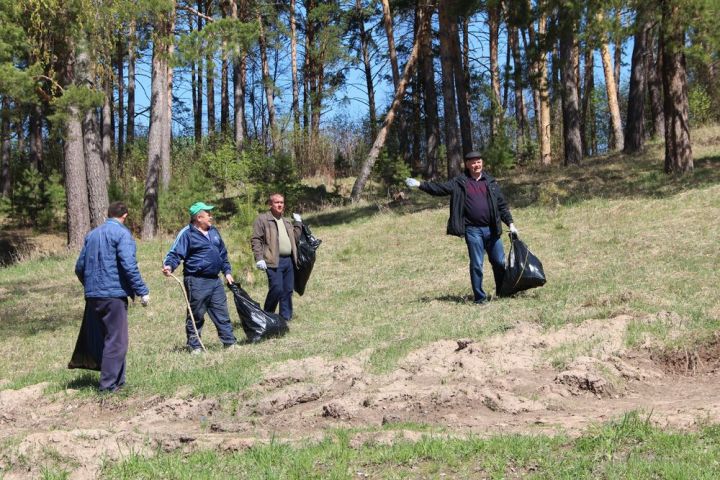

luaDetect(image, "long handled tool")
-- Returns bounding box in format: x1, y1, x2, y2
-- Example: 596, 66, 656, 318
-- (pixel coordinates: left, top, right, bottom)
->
167, 272, 207, 352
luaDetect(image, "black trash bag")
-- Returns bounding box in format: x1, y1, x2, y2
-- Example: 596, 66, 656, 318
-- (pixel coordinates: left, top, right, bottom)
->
68, 303, 104, 371
294, 223, 322, 296
498, 233, 546, 296
228, 283, 288, 343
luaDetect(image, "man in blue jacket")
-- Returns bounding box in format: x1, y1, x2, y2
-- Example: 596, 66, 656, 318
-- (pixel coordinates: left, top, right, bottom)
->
74, 201, 150, 392
405, 152, 519, 305
162, 202, 238, 353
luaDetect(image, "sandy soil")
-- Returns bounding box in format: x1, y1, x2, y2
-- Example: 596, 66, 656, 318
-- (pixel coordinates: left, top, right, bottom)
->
1, 312, 719, 479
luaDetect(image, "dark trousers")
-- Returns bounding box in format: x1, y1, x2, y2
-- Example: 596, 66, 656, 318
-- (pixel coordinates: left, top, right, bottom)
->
86, 298, 128, 392
184, 276, 237, 349
264, 255, 294, 320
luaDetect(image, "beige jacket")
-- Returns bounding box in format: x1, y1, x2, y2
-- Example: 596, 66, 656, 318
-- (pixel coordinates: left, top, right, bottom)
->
251, 212, 302, 268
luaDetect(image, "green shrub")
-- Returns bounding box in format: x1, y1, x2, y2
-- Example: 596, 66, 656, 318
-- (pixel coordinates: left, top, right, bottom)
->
483, 130, 515, 173
688, 86, 713, 126
10, 167, 65, 228
374, 152, 411, 196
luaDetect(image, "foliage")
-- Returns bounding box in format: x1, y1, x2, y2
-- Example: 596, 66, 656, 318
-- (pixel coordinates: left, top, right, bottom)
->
202, 139, 252, 195
483, 128, 516, 173
373, 151, 411, 195
9, 167, 65, 228
688, 86, 714, 126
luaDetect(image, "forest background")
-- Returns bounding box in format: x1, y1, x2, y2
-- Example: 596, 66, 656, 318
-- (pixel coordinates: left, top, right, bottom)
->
0, 0, 718, 253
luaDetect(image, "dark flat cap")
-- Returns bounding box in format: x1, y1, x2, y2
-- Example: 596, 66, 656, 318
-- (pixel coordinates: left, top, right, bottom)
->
464, 151, 482, 160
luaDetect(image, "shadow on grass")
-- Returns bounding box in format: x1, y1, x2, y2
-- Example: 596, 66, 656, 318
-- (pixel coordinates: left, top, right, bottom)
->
0, 280, 83, 338
420, 294, 473, 304
65, 372, 98, 391
503, 152, 720, 209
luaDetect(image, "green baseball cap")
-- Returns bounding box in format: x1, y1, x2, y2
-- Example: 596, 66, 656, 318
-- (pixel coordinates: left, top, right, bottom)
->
189, 202, 214, 216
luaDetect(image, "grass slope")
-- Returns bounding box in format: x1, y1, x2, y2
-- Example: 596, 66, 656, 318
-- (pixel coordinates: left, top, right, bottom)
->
1, 126, 719, 477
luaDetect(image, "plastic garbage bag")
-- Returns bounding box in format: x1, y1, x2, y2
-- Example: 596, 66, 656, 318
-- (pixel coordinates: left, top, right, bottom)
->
498, 233, 546, 296
294, 223, 322, 296
228, 283, 288, 343
68, 304, 103, 371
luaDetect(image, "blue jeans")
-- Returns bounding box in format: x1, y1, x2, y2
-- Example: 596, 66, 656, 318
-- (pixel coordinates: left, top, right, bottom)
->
264, 256, 295, 320
464, 226, 506, 302
184, 276, 237, 349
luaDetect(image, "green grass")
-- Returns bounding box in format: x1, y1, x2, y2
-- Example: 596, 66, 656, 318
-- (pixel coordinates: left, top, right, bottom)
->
102, 412, 720, 479
1, 125, 720, 476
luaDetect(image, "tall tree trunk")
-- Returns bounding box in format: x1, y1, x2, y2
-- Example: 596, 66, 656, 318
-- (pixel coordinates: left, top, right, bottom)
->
647, 31, 665, 139
101, 80, 112, 181
526, 8, 552, 166
379, 0, 409, 164
220, 2, 230, 134
380, 0, 400, 87
83, 106, 108, 229
560, 19, 582, 166
76, 46, 108, 229
231, 0, 246, 150
438, 2, 462, 177
142, 19, 170, 240
126, 19, 136, 146
0, 99, 10, 197
205, 0, 215, 135
257, 11, 276, 150
351, 20, 422, 202
509, 24, 528, 143
536, 15, 552, 165
660, 0, 692, 173
356, 0, 377, 138
418, 1, 440, 179
117, 39, 125, 171
597, 13, 623, 152
29, 104, 43, 171
164, 20, 174, 191
65, 105, 91, 248
580, 46, 594, 156
289, 0, 300, 142
624, 18, 650, 153
614, 9, 622, 96
451, 15, 472, 154
488, 1, 502, 138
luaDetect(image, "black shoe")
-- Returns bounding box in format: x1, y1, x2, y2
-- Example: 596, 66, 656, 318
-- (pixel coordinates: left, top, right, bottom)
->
474, 297, 490, 306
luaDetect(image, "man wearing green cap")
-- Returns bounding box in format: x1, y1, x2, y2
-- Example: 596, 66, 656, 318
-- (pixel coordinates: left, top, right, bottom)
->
162, 202, 238, 352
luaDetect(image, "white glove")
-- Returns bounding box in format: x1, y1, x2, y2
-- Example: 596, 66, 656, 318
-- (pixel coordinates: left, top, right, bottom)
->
140, 294, 150, 307
256, 260, 267, 271
509, 223, 519, 235
405, 178, 421, 188
292, 213, 302, 223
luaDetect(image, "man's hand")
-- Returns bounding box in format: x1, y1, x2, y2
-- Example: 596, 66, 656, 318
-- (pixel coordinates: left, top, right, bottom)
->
162, 265, 172, 277
225, 273, 234, 284
256, 260, 267, 271
292, 213, 302, 223
140, 294, 150, 307
509, 223, 519, 235
405, 178, 421, 188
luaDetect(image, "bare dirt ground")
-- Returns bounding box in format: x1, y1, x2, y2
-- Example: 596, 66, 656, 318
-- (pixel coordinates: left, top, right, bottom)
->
2, 312, 719, 479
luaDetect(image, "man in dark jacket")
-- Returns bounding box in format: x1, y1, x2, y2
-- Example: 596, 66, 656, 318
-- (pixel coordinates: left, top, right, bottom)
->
74, 201, 150, 392
163, 202, 238, 353
251, 193, 303, 321
406, 151, 518, 304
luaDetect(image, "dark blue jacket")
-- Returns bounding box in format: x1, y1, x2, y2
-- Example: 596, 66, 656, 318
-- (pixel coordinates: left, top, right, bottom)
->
164, 225, 232, 278
419, 171, 513, 237
75, 219, 149, 299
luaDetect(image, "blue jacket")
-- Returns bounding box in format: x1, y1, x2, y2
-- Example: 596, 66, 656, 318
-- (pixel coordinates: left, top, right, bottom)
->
75, 219, 149, 299
164, 224, 232, 278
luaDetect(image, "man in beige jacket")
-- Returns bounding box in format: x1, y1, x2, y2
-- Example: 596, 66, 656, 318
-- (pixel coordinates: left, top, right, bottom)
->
251, 193, 303, 320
